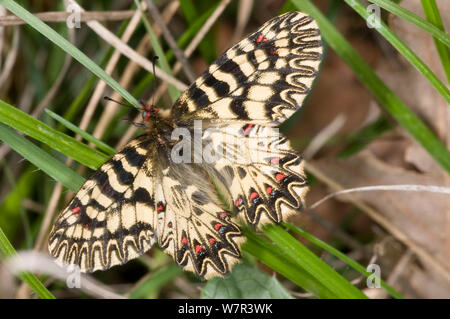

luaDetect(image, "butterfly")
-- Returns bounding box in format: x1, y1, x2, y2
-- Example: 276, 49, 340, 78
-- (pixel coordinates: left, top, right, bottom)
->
48, 11, 322, 279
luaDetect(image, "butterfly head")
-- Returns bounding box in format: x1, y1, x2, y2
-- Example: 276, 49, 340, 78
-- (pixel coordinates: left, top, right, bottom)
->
140, 100, 160, 122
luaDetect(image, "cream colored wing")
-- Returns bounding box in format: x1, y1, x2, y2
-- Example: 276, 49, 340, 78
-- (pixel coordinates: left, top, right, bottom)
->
153, 162, 244, 279
201, 124, 308, 227
48, 135, 157, 272
171, 11, 322, 126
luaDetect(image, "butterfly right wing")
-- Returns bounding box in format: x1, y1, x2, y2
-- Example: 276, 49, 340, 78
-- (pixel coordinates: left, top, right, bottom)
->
171, 11, 322, 126
201, 124, 308, 227
153, 160, 244, 279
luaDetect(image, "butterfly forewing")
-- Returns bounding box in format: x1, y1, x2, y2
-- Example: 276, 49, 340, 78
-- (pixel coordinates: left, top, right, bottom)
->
49, 11, 322, 279
171, 11, 322, 126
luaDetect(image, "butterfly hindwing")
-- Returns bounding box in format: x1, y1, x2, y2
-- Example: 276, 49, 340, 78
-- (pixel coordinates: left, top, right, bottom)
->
202, 124, 308, 226
155, 164, 244, 279
49, 136, 245, 278
171, 11, 322, 126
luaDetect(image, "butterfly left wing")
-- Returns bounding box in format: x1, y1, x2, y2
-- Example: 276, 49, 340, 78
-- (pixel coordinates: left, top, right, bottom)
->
48, 135, 157, 272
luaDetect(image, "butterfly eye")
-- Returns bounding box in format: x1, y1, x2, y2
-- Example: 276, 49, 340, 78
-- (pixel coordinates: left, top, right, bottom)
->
142, 110, 151, 122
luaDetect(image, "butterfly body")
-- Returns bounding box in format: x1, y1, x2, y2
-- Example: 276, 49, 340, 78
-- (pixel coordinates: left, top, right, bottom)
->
49, 11, 322, 279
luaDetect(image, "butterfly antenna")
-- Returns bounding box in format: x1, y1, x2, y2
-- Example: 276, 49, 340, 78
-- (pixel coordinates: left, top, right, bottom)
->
103, 96, 134, 109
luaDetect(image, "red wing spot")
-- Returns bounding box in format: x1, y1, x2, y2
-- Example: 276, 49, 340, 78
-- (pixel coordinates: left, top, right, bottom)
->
235, 198, 244, 207
157, 203, 165, 212
243, 124, 254, 135
266, 186, 273, 195
270, 49, 278, 55
72, 206, 81, 213
209, 238, 216, 245
84, 223, 89, 229
256, 34, 268, 43
249, 192, 259, 201
214, 223, 223, 231
195, 245, 203, 254
72, 207, 81, 217
270, 157, 280, 165
219, 212, 229, 219
276, 173, 286, 182
181, 237, 188, 245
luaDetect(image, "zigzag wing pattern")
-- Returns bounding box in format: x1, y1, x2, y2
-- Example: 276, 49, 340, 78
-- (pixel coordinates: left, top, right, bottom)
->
153, 164, 244, 279
49, 137, 245, 278
171, 11, 322, 126
202, 124, 308, 226
48, 135, 157, 272
49, 11, 322, 279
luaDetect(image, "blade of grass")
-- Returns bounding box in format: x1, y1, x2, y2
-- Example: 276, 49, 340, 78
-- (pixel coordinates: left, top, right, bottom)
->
59, 17, 132, 131
134, 0, 180, 102
0, 100, 109, 169
420, 0, 450, 83
0, 123, 84, 190
338, 117, 391, 158
284, 222, 404, 299
0, 227, 55, 299
242, 228, 337, 298
0, 0, 140, 109
179, 0, 216, 63
45, 109, 116, 156
290, 0, 450, 174
368, 0, 450, 48
128, 264, 182, 298
262, 224, 368, 299
345, 0, 450, 104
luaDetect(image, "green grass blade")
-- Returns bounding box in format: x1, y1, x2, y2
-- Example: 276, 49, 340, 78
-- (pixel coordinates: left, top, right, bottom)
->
291, 0, 450, 174
345, 0, 450, 104
242, 228, 337, 298
128, 264, 182, 298
0, 123, 84, 190
134, 0, 180, 102
368, 0, 450, 47
0, 0, 139, 109
420, 0, 450, 83
45, 109, 116, 156
285, 223, 404, 299
262, 224, 368, 299
179, 0, 216, 63
0, 227, 55, 299
0, 100, 109, 169
338, 117, 391, 158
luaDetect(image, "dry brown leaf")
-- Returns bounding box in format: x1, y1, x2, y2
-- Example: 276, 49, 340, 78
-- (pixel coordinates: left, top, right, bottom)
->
311, 150, 448, 266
